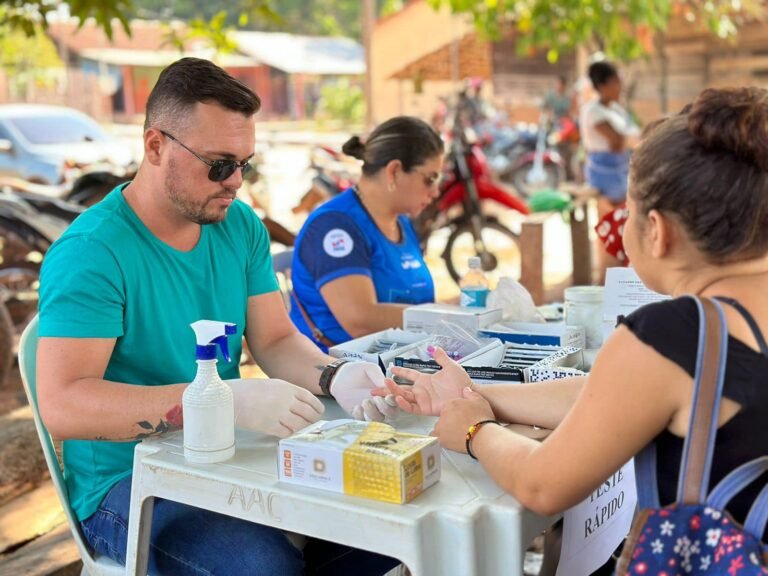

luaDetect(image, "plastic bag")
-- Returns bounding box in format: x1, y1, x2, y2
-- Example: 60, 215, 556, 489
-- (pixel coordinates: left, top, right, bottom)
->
487, 277, 545, 323
410, 321, 486, 362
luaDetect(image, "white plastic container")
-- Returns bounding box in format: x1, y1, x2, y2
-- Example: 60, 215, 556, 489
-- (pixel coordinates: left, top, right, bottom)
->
564, 286, 605, 350
183, 320, 237, 464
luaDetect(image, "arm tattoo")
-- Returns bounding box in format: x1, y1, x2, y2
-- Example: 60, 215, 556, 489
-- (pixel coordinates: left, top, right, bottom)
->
132, 404, 183, 440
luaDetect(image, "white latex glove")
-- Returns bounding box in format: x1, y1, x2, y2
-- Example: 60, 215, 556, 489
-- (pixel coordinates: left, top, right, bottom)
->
228, 378, 325, 438
329, 362, 399, 422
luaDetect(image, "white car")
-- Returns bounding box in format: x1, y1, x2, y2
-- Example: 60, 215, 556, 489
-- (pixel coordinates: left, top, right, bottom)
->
0, 104, 135, 185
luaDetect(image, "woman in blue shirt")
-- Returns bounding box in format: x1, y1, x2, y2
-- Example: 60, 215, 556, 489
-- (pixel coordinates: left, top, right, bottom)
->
290, 116, 444, 351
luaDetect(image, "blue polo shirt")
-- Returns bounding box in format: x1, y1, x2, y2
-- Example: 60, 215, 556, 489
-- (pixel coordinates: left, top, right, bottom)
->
290, 189, 434, 350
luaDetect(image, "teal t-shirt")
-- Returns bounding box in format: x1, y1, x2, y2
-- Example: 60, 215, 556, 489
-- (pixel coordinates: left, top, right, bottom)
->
38, 184, 279, 522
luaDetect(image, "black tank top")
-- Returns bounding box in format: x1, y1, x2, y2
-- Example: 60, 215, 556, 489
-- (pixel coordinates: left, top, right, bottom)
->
619, 296, 768, 541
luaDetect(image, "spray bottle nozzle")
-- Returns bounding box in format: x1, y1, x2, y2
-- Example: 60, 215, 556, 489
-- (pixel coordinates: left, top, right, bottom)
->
191, 320, 237, 362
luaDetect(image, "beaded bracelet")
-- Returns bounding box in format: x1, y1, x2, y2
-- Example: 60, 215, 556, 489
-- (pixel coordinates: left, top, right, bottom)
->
465, 419, 501, 460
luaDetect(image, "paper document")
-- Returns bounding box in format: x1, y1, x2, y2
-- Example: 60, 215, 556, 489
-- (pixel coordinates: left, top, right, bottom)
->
556, 460, 637, 576
602, 267, 669, 341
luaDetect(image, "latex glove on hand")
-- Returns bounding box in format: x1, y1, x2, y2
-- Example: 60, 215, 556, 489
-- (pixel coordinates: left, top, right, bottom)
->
228, 378, 325, 438
372, 347, 472, 416
329, 362, 399, 422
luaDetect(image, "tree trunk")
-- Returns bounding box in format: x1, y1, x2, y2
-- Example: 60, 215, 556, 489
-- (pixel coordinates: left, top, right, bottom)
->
654, 31, 669, 115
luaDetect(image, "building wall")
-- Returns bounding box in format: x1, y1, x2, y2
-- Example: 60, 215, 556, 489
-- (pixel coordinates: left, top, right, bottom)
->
625, 18, 768, 124
371, 0, 476, 123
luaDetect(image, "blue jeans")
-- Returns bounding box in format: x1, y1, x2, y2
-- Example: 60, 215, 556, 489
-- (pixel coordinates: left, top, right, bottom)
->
81, 476, 400, 576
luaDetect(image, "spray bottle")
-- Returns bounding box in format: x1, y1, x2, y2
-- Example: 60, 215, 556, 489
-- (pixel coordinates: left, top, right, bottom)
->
183, 320, 237, 464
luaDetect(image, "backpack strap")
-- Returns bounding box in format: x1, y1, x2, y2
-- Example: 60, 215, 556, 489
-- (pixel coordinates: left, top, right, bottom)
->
744, 481, 768, 540
707, 456, 768, 510
715, 296, 768, 357
290, 291, 336, 349
634, 442, 661, 509
677, 296, 729, 505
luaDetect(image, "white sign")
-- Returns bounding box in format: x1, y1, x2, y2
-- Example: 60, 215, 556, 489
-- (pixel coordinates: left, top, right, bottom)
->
556, 460, 637, 576
602, 267, 669, 342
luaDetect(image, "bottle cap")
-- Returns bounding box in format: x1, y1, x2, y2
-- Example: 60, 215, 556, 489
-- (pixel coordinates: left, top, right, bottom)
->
468, 256, 481, 269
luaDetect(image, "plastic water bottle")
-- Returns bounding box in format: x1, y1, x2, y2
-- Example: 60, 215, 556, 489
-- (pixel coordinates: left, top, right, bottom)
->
459, 257, 490, 307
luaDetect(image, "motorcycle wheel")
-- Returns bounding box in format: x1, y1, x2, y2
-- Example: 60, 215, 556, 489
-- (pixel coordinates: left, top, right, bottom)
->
443, 220, 521, 285
509, 162, 562, 199
0, 300, 13, 389
0, 267, 40, 329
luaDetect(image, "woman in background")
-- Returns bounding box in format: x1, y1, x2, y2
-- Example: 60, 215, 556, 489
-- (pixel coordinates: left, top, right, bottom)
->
580, 60, 639, 282
290, 116, 443, 352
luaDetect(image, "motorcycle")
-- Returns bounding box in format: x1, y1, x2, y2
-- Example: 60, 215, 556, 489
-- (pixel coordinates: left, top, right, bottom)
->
414, 114, 531, 284
0, 184, 81, 386
477, 113, 565, 199
291, 146, 356, 215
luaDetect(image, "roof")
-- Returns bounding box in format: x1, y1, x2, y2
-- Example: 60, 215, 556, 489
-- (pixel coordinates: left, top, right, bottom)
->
47, 18, 190, 52
231, 31, 364, 75
79, 48, 256, 68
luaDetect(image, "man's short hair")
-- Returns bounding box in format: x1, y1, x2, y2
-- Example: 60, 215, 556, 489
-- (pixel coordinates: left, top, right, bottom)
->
144, 57, 261, 132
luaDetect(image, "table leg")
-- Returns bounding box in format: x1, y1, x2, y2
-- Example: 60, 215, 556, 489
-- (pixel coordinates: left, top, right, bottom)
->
125, 494, 155, 575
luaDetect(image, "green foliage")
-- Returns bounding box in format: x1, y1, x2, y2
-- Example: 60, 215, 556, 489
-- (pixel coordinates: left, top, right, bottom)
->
131, 0, 400, 39
162, 10, 240, 55
0, 0, 133, 39
317, 78, 365, 125
429, 0, 765, 62
0, 23, 63, 97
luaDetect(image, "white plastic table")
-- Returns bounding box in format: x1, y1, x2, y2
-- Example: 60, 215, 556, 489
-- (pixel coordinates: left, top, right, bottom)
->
125, 400, 555, 575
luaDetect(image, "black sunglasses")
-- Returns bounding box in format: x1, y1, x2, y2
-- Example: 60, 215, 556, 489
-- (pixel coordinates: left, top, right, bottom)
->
160, 130, 253, 182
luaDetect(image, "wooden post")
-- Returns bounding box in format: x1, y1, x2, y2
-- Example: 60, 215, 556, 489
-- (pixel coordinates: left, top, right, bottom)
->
520, 216, 546, 305
570, 204, 592, 285
362, 0, 376, 128
559, 183, 597, 286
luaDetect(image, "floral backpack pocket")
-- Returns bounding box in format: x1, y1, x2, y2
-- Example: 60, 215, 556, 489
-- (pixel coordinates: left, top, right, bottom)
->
616, 297, 768, 575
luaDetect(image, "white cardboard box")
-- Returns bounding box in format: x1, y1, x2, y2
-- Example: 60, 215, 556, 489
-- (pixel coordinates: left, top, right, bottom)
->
387, 338, 503, 375
480, 322, 586, 350
403, 303, 503, 335
278, 419, 441, 504
328, 329, 430, 370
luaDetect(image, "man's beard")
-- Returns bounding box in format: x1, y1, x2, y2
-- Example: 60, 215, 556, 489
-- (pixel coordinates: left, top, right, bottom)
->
165, 158, 235, 225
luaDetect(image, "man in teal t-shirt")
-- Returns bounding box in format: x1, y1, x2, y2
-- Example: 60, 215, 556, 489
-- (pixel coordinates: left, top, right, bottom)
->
37, 58, 398, 575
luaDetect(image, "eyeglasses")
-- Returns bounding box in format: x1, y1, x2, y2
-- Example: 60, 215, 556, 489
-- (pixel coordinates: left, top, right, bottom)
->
159, 130, 253, 182
412, 168, 442, 188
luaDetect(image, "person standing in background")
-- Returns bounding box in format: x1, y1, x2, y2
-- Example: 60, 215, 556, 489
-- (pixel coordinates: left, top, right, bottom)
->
543, 75, 578, 181
580, 60, 639, 283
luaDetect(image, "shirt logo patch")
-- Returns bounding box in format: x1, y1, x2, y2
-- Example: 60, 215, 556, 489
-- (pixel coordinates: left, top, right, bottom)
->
401, 255, 422, 270
323, 229, 354, 258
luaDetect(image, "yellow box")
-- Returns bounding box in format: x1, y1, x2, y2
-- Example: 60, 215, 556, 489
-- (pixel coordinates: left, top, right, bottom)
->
278, 420, 441, 504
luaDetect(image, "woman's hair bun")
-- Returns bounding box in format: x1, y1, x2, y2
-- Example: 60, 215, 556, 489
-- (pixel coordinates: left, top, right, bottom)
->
341, 135, 366, 160
687, 86, 768, 173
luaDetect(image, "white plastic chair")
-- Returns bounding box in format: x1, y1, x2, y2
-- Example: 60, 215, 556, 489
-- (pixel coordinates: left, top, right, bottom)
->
272, 247, 295, 311
19, 316, 124, 575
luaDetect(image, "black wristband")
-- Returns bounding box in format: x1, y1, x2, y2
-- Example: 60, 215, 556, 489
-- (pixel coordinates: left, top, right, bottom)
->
465, 419, 501, 460
319, 359, 349, 398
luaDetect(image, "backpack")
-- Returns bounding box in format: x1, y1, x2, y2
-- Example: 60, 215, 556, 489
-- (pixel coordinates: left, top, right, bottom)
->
616, 296, 768, 575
